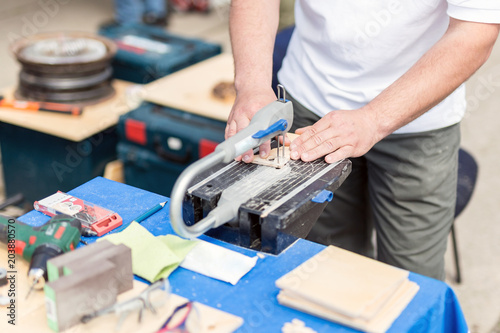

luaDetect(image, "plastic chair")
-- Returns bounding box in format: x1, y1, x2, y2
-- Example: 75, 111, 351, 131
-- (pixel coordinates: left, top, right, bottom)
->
452, 148, 479, 283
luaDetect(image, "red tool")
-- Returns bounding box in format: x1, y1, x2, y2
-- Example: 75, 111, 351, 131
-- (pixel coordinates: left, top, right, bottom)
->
34, 192, 122, 236
0, 95, 83, 116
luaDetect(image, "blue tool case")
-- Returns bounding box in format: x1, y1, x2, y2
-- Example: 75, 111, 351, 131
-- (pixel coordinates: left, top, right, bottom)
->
0, 123, 118, 204
117, 102, 226, 196
98, 23, 222, 83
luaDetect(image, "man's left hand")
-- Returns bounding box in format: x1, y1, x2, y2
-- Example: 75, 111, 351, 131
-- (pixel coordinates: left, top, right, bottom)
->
289, 108, 380, 164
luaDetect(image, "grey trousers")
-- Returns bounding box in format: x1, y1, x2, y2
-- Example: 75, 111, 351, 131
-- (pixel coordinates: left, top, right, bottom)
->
289, 95, 460, 280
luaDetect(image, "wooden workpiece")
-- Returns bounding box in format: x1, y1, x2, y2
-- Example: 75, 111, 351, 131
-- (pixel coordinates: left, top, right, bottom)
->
275, 246, 419, 333
251, 133, 299, 168
143, 53, 234, 122
252, 145, 291, 168
0, 80, 134, 142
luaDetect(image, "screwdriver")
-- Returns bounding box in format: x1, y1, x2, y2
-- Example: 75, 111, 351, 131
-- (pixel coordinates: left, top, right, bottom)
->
0, 95, 83, 116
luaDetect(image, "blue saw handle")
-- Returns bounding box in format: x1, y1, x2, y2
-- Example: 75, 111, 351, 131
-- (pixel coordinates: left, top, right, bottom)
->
252, 119, 288, 139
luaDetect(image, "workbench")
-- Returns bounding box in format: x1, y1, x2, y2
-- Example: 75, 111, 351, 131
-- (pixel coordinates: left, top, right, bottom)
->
0, 80, 134, 203
19, 177, 468, 332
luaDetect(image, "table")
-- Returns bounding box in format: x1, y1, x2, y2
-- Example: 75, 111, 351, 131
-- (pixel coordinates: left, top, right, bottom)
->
0, 80, 133, 142
0, 80, 134, 203
19, 177, 468, 333
143, 53, 234, 122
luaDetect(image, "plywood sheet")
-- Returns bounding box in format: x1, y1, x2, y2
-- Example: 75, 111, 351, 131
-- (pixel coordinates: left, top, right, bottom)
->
0, 80, 134, 142
277, 279, 419, 333
275, 246, 410, 319
143, 53, 234, 122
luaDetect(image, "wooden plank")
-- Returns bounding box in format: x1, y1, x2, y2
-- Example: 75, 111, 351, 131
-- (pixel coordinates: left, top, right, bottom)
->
143, 53, 234, 122
0, 80, 134, 142
277, 280, 419, 333
275, 246, 410, 319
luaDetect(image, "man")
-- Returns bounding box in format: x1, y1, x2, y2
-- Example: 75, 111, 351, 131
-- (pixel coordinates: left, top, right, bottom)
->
226, 0, 500, 280
114, 0, 168, 26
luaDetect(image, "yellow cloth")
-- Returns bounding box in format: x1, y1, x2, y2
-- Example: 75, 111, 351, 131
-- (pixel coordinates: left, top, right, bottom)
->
102, 222, 198, 282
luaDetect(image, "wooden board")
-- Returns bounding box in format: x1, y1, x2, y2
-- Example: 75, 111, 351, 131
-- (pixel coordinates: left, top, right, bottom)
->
277, 279, 419, 333
143, 53, 234, 122
275, 246, 410, 319
0, 80, 134, 142
0, 246, 243, 333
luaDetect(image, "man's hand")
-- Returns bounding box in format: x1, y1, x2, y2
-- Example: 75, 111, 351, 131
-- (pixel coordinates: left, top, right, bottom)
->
225, 88, 277, 162
290, 107, 380, 164
227, 0, 280, 163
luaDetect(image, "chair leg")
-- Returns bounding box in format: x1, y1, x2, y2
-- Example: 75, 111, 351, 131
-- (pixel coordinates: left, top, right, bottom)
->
451, 223, 462, 283
0, 193, 24, 211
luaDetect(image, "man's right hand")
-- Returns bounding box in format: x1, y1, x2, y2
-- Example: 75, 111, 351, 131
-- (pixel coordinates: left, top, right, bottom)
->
225, 87, 277, 163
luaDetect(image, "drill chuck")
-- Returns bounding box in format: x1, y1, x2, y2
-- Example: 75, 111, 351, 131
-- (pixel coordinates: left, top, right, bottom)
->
28, 268, 45, 290
0, 268, 7, 287
29, 244, 63, 290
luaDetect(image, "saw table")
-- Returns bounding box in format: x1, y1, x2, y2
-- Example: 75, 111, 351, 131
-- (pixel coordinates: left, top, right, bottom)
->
11, 177, 468, 333
183, 158, 351, 254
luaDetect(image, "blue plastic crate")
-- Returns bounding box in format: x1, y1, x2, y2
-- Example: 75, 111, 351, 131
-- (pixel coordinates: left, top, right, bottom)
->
0, 123, 118, 203
117, 102, 226, 195
99, 23, 222, 83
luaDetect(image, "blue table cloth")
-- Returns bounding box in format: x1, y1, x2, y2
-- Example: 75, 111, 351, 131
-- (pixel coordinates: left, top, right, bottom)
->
20, 177, 468, 333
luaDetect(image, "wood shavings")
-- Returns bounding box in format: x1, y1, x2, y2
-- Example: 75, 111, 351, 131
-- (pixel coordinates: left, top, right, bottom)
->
282, 319, 317, 333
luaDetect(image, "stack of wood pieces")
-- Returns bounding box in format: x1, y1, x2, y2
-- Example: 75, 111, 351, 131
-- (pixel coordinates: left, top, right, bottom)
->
275, 246, 419, 333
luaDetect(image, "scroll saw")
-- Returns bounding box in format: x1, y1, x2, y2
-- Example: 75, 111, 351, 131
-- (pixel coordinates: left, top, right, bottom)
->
169, 87, 351, 254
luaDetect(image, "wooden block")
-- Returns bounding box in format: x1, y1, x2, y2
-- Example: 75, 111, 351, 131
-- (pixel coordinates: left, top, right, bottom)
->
63, 244, 133, 294
103, 160, 124, 183
44, 260, 119, 332
250, 133, 298, 168
47, 240, 115, 282
252, 146, 291, 168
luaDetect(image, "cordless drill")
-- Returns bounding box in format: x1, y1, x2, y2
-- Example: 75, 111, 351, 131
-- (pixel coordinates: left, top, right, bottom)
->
0, 214, 82, 297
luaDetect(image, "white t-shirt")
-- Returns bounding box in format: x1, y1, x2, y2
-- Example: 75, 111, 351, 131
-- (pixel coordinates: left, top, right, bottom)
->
278, 0, 500, 134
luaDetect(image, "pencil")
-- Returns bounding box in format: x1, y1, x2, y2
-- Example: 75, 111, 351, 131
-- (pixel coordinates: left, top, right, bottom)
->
133, 201, 167, 223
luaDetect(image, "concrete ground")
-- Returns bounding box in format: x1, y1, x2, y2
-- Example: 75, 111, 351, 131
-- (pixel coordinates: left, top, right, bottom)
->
0, 1, 499, 332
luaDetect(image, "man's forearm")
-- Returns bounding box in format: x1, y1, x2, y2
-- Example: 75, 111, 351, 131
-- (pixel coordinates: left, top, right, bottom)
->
368, 18, 500, 141
229, 0, 280, 92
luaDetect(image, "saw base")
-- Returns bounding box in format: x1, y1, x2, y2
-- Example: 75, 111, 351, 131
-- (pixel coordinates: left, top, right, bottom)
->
182, 158, 352, 254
